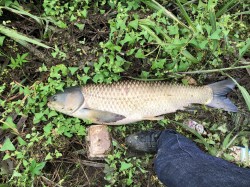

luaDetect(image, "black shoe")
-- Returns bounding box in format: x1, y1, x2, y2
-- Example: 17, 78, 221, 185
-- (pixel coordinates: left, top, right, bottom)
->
125, 130, 162, 153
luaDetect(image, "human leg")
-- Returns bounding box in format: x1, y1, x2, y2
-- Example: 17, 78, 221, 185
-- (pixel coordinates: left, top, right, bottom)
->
154, 130, 250, 187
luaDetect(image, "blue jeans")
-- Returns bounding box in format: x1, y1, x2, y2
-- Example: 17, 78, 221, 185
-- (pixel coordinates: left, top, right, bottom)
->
154, 130, 250, 187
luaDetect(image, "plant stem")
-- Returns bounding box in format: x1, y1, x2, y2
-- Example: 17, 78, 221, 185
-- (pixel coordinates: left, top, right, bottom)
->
179, 65, 250, 74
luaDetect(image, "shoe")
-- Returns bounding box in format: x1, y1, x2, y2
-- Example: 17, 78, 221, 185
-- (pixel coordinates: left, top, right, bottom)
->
125, 130, 162, 153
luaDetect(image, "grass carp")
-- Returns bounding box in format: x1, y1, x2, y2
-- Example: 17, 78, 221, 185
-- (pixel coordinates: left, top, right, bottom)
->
47, 79, 237, 125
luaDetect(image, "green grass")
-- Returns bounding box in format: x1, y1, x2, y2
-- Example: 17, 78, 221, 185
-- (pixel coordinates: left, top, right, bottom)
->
0, 0, 249, 186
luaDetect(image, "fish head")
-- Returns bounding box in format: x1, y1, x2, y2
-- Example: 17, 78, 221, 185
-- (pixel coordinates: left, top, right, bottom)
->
47, 87, 84, 115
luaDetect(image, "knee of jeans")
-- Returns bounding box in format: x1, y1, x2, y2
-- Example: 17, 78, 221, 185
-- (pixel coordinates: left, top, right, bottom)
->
157, 130, 177, 142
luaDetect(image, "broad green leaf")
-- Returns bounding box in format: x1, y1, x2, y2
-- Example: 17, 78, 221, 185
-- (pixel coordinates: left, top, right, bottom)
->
80, 9, 87, 18
135, 49, 145, 58
45, 153, 53, 160
2, 116, 17, 130
17, 137, 27, 146
178, 61, 190, 71
16, 151, 24, 159
210, 29, 222, 40
55, 150, 62, 158
29, 160, 46, 176
167, 25, 179, 35
217, 125, 227, 133
139, 19, 171, 41
48, 110, 58, 119
83, 67, 90, 74
43, 123, 53, 136
140, 71, 149, 79
23, 159, 29, 167
0, 138, 15, 151
68, 67, 79, 75
33, 112, 45, 124
70, 14, 77, 22
12, 170, 22, 177
120, 162, 133, 171
181, 50, 199, 63
75, 23, 85, 31
128, 19, 139, 30
3, 153, 11, 160
152, 59, 166, 70
120, 33, 134, 45
55, 20, 67, 28
78, 75, 90, 84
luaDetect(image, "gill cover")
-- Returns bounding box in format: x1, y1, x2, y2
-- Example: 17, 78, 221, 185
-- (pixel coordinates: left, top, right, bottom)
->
48, 87, 84, 114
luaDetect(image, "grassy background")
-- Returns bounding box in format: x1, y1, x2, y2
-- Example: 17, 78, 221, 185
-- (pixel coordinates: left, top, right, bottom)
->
0, 0, 249, 186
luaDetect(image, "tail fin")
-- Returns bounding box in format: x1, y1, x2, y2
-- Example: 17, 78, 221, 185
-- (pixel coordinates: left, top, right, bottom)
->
207, 79, 238, 112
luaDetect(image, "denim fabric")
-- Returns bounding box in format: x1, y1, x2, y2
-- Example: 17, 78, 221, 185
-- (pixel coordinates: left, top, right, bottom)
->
154, 130, 250, 187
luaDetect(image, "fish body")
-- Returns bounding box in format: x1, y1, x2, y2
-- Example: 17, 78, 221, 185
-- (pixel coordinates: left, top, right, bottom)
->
48, 79, 237, 125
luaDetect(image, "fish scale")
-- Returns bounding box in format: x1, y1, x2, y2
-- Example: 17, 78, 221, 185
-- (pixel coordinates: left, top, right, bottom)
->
81, 81, 212, 124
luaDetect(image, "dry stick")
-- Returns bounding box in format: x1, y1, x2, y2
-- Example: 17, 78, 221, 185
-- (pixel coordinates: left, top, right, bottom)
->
6, 94, 23, 102
60, 157, 105, 168
78, 159, 91, 186
51, 162, 63, 184
0, 119, 19, 135
19, 42, 52, 64
3, 116, 27, 140
41, 176, 63, 187
79, 159, 105, 168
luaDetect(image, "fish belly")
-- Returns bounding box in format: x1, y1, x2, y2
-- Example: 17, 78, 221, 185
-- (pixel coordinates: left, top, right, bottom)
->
82, 81, 212, 123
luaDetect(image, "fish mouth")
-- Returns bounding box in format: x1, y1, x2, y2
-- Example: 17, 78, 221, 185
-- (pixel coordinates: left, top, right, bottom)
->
47, 101, 57, 111
47, 95, 57, 109
47, 101, 53, 108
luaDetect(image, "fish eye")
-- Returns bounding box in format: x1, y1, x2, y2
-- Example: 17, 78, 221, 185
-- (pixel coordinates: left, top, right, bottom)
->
52, 96, 57, 101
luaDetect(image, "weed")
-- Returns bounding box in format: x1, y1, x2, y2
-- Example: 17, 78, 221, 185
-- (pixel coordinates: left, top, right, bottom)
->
0, 0, 249, 186
9, 53, 29, 69
104, 140, 150, 186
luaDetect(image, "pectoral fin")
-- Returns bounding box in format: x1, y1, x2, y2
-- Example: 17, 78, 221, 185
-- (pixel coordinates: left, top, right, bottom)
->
143, 115, 164, 121
76, 108, 125, 123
